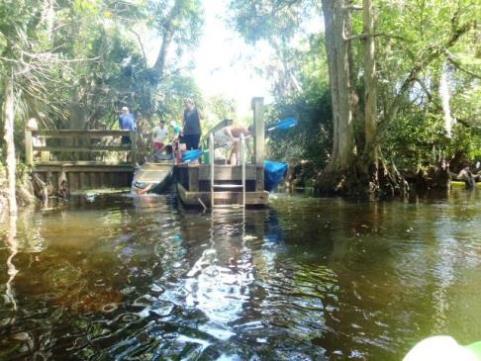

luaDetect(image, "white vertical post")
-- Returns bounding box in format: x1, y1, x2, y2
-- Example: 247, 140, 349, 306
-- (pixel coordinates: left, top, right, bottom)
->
209, 133, 215, 208
241, 133, 246, 207
251, 97, 265, 167
25, 128, 33, 166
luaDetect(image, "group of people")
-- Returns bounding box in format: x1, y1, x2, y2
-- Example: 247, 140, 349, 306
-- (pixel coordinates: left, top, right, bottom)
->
119, 98, 252, 165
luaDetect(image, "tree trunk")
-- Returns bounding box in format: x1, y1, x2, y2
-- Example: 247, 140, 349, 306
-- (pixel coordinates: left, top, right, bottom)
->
152, 0, 184, 78
153, 29, 174, 79
321, 0, 354, 171
3, 77, 18, 216
363, 0, 377, 162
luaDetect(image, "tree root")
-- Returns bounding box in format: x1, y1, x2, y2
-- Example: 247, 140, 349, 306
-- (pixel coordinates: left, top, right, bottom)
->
315, 157, 409, 200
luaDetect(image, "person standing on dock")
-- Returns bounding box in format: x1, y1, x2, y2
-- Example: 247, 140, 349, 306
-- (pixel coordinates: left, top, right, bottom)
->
152, 119, 168, 152
119, 106, 136, 144
214, 123, 252, 165
182, 98, 201, 150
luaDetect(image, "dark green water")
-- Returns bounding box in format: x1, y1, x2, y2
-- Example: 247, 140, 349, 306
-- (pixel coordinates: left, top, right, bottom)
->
1, 191, 481, 360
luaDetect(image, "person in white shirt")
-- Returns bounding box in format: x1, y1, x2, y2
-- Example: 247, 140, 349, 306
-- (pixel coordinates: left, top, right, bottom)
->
152, 120, 168, 152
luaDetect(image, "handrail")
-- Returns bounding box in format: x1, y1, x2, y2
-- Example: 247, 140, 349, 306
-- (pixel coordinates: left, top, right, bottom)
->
32, 130, 131, 138
202, 119, 233, 149
25, 128, 136, 166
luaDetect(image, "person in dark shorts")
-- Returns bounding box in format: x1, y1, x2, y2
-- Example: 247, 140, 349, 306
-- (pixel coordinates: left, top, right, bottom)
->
182, 98, 201, 150
119, 106, 136, 144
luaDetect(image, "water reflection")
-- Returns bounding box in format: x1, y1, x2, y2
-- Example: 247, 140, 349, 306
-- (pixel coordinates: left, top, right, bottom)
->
2, 192, 481, 360
184, 209, 255, 340
4, 215, 18, 317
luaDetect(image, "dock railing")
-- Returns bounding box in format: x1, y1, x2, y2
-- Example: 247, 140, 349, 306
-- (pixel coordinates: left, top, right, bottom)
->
25, 129, 137, 167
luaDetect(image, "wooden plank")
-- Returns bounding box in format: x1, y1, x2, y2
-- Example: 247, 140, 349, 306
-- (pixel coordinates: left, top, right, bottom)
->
188, 164, 200, 191
130, 130, 137, 165
90, 172, 97, 188
33, 145, 131, 152
198, 164, 256, 181
204, 119, 233, 140
99, 172, 105, 188
34, 130, 130, 138
112, 172, 119, 187
25, 129, 33, 166
256, 166, 264, 191
52, 172, 59, 193
177, 183, 268, 207
35, 160, 133, 167
79, 172, 87, 190
47, 171, 53, 186
58, 169, 67, 191
69, 173, 79, 191
252, 97, 265, 167
34, 166, 133, 173
104, 172, 111, 187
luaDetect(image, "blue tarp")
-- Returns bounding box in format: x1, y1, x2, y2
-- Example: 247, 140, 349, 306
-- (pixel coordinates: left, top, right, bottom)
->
182, 149, 203, 162
264, 160, 288, 192
267, 117, 298, 132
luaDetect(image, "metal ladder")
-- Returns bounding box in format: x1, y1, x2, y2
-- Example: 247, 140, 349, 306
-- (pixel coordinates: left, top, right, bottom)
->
209, 133, 246, 208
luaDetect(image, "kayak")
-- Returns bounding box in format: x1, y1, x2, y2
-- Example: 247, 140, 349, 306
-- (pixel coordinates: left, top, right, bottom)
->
403, 336, 481, 360
131, 161, 174, 194
451, 180, 481, 188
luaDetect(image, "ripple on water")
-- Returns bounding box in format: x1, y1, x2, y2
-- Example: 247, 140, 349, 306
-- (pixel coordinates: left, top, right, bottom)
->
6, 193, 481, 360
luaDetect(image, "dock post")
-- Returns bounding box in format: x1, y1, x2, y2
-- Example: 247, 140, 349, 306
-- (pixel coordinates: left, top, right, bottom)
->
130, 130, 137, 165
252, 97, 265, 166
25, 128, 33, 166
252, 97, 265, 190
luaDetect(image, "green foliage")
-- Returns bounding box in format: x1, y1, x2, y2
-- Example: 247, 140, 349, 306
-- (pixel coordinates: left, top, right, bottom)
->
204, 95, 235, 124
228, 0, 319, 44
267, 89, 332, 167
230, 0, 481, 175
0, 0, 205, 164
266, 32, 331, 166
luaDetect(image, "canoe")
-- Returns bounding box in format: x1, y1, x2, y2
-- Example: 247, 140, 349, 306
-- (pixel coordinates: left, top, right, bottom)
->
131, 161, 174, 194
450, 180, 481, 189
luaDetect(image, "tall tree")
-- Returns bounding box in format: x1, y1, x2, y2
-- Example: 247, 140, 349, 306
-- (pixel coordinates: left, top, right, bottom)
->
321, 0, 355, 171
3, 74, 17, 215
363, 0, 377, 164
230, 0, 481, 196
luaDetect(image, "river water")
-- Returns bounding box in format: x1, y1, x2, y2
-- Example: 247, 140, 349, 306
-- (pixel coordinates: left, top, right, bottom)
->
1, 190, 481, 360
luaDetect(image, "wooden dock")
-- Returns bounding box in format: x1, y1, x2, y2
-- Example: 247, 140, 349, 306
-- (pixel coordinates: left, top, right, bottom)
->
175, 164, 268, 207
26, 129, 136, 192
25, 97, 271, 207
175, 97, 269, 208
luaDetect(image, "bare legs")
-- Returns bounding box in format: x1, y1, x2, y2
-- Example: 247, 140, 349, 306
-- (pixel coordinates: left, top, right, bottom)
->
228, 139, 240, 165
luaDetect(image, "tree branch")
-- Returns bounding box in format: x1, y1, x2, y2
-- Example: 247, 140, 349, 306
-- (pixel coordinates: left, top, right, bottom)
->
414, 78, 433, 102
444, 50, 481, 80
382, 20, 476, 129
348, 32, 409, 42
129, 28, 148, 66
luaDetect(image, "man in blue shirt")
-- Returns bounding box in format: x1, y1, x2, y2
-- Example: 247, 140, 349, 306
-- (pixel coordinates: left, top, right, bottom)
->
119, 106, 136, 144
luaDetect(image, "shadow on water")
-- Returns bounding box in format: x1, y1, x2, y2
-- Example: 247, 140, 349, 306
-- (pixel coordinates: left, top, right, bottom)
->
2, 190, 481, 359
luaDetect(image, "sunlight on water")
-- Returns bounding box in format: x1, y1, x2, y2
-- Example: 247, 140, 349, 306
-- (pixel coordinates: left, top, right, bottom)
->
2, 190, 481, 360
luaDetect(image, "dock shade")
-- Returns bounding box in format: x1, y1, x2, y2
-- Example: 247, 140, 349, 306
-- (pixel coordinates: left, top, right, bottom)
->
264, 160, 288, 192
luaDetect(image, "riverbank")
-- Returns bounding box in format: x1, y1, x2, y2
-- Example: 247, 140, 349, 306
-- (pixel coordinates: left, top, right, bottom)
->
0, 164, 37, 219
287, 159, 480, 198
